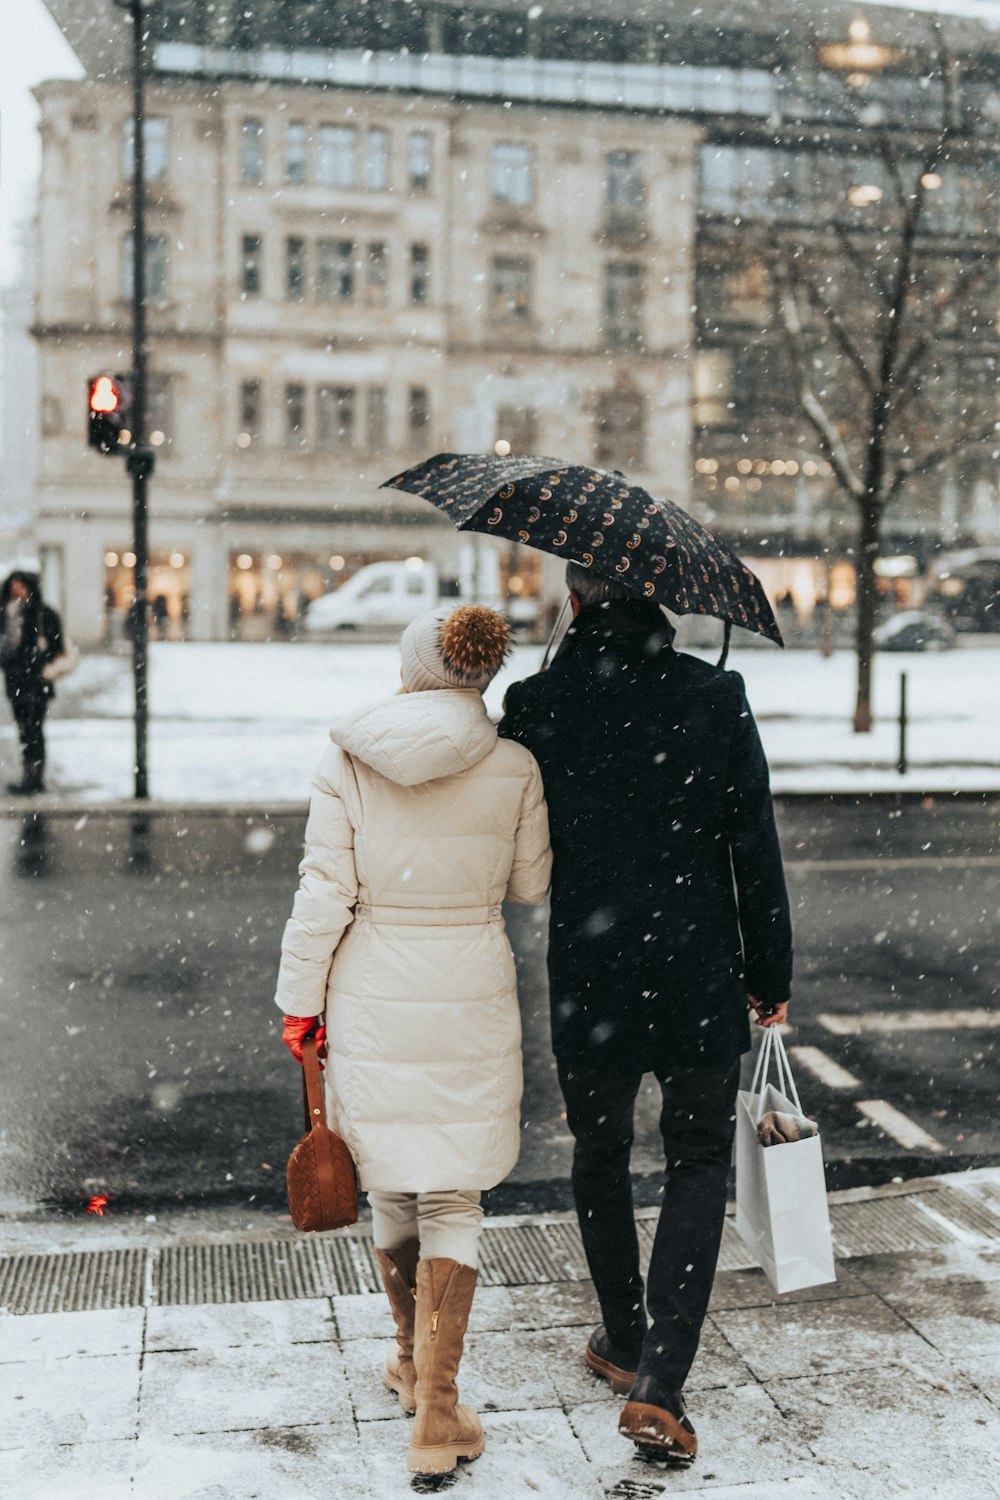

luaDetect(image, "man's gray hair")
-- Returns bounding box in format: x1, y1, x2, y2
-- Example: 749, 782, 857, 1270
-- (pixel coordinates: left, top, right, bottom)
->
565, 561, 632, 609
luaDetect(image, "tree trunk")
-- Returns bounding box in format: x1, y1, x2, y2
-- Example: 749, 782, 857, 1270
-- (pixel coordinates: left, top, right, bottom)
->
853, 503, 881, 733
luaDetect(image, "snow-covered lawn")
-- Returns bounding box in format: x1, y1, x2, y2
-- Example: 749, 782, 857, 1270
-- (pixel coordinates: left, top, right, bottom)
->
2, 639, 998, 802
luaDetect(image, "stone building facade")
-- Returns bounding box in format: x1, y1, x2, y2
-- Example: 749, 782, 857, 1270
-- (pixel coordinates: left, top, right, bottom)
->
32, 68, 698, 642
32, 0, 1000, 640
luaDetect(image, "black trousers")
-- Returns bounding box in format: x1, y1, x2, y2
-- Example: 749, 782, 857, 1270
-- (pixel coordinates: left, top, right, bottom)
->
4, 673, 49, 788
558, 1055, 740, 1390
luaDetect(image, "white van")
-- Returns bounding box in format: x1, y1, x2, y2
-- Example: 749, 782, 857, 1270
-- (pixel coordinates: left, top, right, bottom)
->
303, 560, 439, 632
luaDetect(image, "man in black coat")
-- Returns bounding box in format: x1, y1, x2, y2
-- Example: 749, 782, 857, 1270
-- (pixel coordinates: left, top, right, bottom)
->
499, 562, 792, 1461
0, 571, 65, 796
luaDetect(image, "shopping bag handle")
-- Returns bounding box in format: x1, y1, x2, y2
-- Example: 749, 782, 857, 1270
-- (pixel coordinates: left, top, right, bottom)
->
749, 1025, 803, 1121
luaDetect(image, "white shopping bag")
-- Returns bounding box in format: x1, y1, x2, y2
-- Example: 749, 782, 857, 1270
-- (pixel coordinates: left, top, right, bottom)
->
735, 1027, 836, 1294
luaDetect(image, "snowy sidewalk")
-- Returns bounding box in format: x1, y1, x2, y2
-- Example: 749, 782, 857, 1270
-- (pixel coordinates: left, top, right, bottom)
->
3, 1174, 999, 1500
2, 641, 999, 804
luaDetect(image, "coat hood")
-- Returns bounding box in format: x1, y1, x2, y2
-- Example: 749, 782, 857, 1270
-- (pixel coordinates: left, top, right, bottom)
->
330, 689, 498, 786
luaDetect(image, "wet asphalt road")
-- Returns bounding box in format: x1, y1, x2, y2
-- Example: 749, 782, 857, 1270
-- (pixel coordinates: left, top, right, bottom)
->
0, 796, 997, 1221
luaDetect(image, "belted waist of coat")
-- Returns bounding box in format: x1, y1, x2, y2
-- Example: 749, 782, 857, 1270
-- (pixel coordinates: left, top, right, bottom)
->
353, 902, 503, 926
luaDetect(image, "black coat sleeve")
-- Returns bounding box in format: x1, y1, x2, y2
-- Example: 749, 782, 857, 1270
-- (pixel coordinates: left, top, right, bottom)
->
497, 679, 529, 746
723, 675, 793, 1008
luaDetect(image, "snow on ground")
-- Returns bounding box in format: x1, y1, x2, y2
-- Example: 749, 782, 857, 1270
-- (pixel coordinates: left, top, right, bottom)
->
2, 640, 998, 802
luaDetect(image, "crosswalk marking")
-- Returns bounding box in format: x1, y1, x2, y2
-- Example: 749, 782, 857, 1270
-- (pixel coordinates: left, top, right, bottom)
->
856, 1099, 947, 1154
786, 856, 1000, 872
789, 1045, 861, 1090
820, 1009, 1000, 1036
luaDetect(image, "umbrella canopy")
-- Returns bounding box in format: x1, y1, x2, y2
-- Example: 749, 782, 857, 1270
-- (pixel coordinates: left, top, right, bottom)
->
382, 452, 783, 647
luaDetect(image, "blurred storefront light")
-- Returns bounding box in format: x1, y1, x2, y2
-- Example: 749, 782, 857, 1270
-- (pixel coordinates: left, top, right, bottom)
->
819, 17, 901, 73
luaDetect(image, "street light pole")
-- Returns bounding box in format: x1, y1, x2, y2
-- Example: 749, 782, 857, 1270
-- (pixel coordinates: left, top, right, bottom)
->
120, 0, 153, 800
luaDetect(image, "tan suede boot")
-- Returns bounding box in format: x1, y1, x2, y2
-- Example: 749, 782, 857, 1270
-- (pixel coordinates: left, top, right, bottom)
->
374, 1240, 420, 1414
407, 1257, 484, 1475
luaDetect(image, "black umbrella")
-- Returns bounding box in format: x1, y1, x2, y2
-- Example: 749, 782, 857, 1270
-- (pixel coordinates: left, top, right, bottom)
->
383, 452, 783, 659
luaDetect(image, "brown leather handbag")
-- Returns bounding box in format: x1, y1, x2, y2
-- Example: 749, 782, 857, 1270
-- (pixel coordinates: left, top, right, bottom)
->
286, 1034, 358, 1232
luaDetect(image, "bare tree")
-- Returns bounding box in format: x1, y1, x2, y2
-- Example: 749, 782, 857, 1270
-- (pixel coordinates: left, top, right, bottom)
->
772, 49, 999, 731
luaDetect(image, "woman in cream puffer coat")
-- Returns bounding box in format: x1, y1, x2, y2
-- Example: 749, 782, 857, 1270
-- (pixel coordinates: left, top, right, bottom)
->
274, 604, 551, 1477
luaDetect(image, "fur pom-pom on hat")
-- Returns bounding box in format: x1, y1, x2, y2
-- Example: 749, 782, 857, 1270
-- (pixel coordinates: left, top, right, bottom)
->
400, 605, 512, 693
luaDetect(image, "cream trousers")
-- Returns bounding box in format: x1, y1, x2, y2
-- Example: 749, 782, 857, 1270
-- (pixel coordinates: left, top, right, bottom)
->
368, 1189, 483, 1269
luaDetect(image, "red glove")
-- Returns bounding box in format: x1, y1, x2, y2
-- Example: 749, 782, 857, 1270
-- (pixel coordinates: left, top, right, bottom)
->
281, 1015, 328, 1065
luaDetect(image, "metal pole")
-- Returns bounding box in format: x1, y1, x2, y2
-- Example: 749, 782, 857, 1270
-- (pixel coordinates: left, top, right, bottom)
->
125, 0, 153, 801
897, 670, 908, 776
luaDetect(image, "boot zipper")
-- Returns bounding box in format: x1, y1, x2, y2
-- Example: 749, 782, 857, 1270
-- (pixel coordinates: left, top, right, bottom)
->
429, 1264, 457, 1342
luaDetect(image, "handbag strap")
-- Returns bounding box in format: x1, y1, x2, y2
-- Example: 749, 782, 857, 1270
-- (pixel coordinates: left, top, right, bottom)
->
750, 1024, 803, 1121
301, 1033, 328, 1134
771, 1027, 803, 1113
749, 1025, 774, 1117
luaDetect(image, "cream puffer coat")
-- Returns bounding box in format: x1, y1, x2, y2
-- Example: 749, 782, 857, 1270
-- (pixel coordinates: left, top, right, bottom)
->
274, 689, 552, 1193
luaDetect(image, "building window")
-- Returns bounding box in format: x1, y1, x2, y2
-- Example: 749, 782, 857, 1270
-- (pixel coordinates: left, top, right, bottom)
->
317, 239, 354, 302
408, 130, 431, 191
495, 404, 538, 455
409, 385, 429, 438
491, 143, 534, 206
241, 119, 263, 185
693, 349, 733, 427
239, 380, 262, 444
317, 124, 357, 188
409, 244, 429, 305
606, 151, 644, 227
366, 128, 390, 191
285, 122, 308, 183
366, 386, 388, 451
317, 385, 355, 450
366, 242, 388, 305
605, 261, 644, 350
285, 383, 306, 446
286, 236, 306, 300
490, 256, 533, 321
147, 373, 173, 446
595, 390, 645, 469
122, 116, 169, 183
122, 233, 168, 300
241, 234, 262, 296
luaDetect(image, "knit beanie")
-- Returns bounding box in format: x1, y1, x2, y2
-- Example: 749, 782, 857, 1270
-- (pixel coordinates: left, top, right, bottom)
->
400, 605, 511, 693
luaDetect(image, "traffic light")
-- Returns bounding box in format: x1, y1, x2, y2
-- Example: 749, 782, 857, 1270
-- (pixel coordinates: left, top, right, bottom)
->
87, 373, 130, 454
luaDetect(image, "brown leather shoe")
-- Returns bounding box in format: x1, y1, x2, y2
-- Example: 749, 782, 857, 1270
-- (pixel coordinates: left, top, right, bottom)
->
584, 1326, 641, 1397
374, 1240, 419, 1414
407, 1258, 484, 1475
619, 1375, 697, 1461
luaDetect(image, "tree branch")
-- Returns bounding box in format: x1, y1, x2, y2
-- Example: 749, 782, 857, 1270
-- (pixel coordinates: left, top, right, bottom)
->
889, 419, 998, 499
833, 223, 893, 305
774, 279, 866, 501
798, 276, 877, 398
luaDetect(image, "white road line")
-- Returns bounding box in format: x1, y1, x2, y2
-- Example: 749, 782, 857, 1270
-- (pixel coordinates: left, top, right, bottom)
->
820, 1009, 1000, 1036
856, 1099, 947, 1154
788, 1045, 861, 1090
786, 857, 1000, 872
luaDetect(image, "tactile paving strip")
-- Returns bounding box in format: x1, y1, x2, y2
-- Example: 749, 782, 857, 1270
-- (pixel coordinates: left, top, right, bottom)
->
2, 1183, 998, 1315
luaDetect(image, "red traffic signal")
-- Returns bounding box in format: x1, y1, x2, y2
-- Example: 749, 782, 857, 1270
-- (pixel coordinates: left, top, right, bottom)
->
87, 373, 130, 454
90, 375, 121, 415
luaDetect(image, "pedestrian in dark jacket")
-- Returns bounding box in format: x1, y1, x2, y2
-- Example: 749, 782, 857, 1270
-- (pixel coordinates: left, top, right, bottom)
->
0, 571, 66, 795
499, 561, 792, 1463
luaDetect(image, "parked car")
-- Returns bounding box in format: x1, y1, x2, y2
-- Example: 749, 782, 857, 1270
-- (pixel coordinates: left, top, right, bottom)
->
303, 560, 438, 632
874, 611, 956, 652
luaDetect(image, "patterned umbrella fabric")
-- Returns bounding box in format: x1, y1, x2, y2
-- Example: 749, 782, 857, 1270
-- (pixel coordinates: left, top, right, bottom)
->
383, 452, 783, 646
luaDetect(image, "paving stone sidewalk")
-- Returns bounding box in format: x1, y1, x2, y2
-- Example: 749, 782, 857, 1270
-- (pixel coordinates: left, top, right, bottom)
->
2, 1228, 999, 1500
